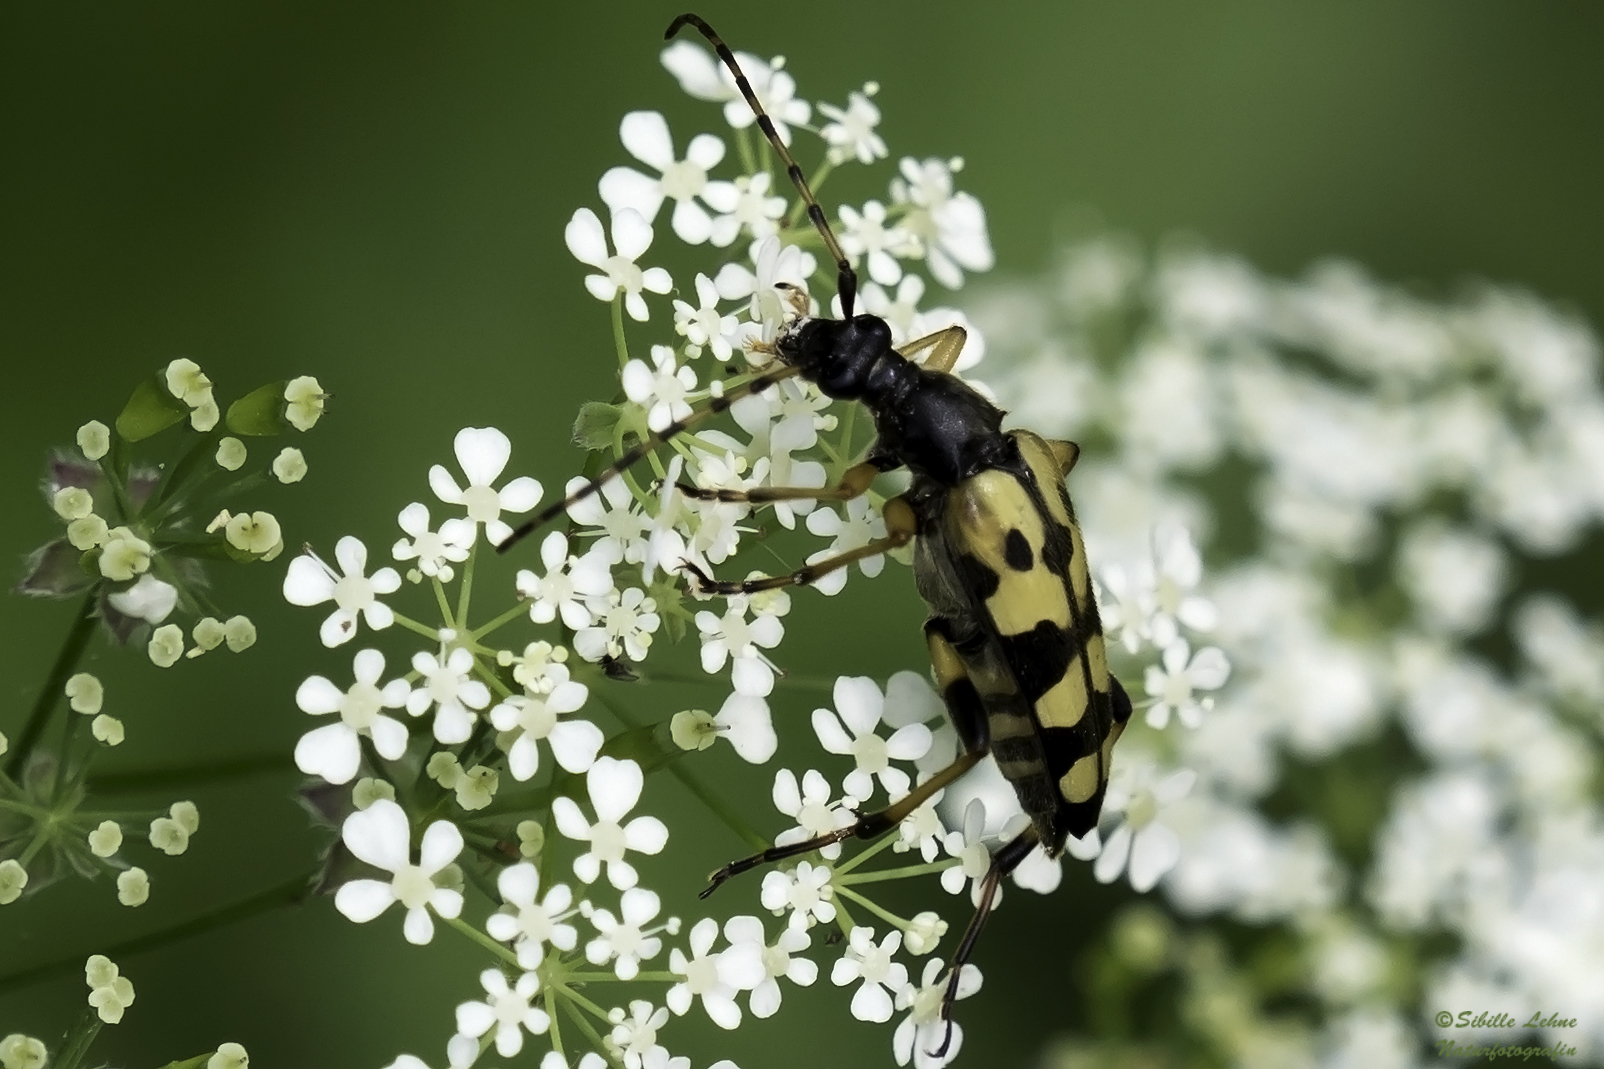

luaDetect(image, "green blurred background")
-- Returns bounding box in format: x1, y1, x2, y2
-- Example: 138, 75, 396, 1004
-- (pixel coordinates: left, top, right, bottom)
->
2, 2, 1601, 1065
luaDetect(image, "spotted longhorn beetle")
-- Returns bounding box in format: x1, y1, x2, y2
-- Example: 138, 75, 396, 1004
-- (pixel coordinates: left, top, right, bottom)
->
498, 12, 1133, 1047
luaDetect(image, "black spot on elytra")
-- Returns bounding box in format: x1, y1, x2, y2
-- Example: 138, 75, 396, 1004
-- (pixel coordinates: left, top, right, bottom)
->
1039, 521, 1072, 579
1003, 528, 1034, 571
997, 619, 1074, 702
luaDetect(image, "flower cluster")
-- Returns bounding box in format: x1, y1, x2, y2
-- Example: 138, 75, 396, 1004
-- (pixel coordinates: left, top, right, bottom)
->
974, 233, 1604, 1065
277, 35, 1215, 1069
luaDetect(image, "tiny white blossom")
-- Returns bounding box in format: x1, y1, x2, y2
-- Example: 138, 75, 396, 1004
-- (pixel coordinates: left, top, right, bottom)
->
1143, 639, 1230, 729
772, 769, 857, 860
839, 200, 919, 287
891, 156, 994, 289
295, 649, 412, 784
99, 527, 153, 582
407, 646, 493, 745
624, 345, 699, 433
830, 926, 909, 1024
85, 954, 136, 1024
819, 87, 887, 165
489, 669, 603, 781
804, 497, 887, 596
1094, 764, 1196, 892
703, 172, 788, 248
667, 917, 764, 1028
711, 691, 778, 764
392, 503, 474, 582
0, 1034, 48, 1069
697, 597, 784, 698
607, 1000, 671, 1069
600, 111, 726, 245
660, 42, 809, 142
894, 960, 982, 1069
551, 757, 669, 889
813, 675, 933, 801
575, 587, 661, 664
283, 537, 401, 647
565, 207, 674, 322
725, 914, 816, 1018
760, 860, 836, 930
1147, 525, 1219, 645
673, 273, 740, 361
585, 887, 667, 980
715, 236, 816, 330
486, 863, 578, 970
515, 532, 615, 630
454, 968, 549, 1058
940, 799, 997, 906
334, 798, 464, 944
88, 820, 122, 858
117, 868, 149, 906
65, 672, 104, 714
428, 427, 543, 547
566, 473, 651, 564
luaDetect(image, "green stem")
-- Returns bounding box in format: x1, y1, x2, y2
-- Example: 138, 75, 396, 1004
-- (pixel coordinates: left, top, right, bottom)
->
471, 599, 532, 642
557, 982, 614, 1023
836, 885, 911, 930
832, 830, 900, 875
456, 543, 477, 629
558, 994, 625, 1069
444, 915, 521, 968
0, 871, 313, 995
388, 610, 442, 642
838, 858, 959, 886
612, 296, 630, 369
52, 1008, 103, 1069
430, 577, 456, 630
5, 592, 98, 779
562, 971, 678, 983
546, 985, 565, 1058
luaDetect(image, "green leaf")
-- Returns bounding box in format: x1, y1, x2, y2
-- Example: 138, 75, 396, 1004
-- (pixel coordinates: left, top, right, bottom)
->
115, 374, 188, 442
572, 401, 622, 451
600, 724, 681, 775
225, 380, 291, 436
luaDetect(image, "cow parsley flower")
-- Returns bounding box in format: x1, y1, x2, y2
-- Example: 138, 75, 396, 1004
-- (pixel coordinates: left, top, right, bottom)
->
660, 42, 809, 143
624, 345, 699, 433
760, 860, 836, 930
724, 915, 816, 1018
283, 537, 401, 647
666, 917, 764, 1028
1094, 764, 1196, 892
454, 969, 549, 1058
486, 863, 578, 970
294, 649, 412, 784
599, 110, 726, 245
819, 86, 887, 166
838, 200, 918, 287
85, 954, 135, 1024
515, 533, 615, 630
1144, 639, 1231, 730
575, 587, 661, 664
607, 1000, 671, 1069
566, 207, 674, 322
552, 757, 669, 889
697, 597, 783, 698
488, 671, 603, 781
772, 769, 857, 860
813, 675, 933, 802
891, 156, 994, 289
585, 889, 670, 981
672, 273, 739, 361
703, 173, 788, 248
428, 427, 543, 548
335, 799, 464, 944
831, 926, 909, 1024
894, 960, 982, 1069
392, 503, 474, 582
804, 497, 888, 596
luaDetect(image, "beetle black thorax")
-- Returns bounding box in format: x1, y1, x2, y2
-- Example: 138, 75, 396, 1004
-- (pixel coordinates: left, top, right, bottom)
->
779, 313, 1014, 487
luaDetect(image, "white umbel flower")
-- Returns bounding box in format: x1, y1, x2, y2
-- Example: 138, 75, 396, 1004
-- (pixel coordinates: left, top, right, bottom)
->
552, 757, 669, 889
666, 917, 765, 1029
392, 503, 474, 581
486, 863, 578, 970
1094, 764, 1196, 892
575, 587, 661, 664
585, 888, 667, 980
515, 532, 615, 630
760, 860, 836, 930
697, 597, 784, 698
724, 914, 817, 1018
659, 42, 810, 143
407, 646, 493, 745
813, 675, 933, 802
565, 207, 674, 322
428, 427, 543, 548
623, 345, 699, 433
489, 669, 603, 781
335, 799, 464, 944
454, 968, 549, 1058
894, 960, 982, 1069
819, 88, 888, 166
283, 537, 401, 648
599, 110, 726, 245
772, 769, 857, 860
831, 926, 909, 1024
607, 1000, 670, 1069
1143, 639, 1230, 729
294, 649, 412, 785
804, 497, 888, 596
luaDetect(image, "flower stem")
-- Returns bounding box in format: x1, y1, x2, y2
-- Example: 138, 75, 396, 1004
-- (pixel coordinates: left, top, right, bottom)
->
838, 858, 959, 886
558, 994, 625, 1069
612, 296, 630, 369
546, 985, 565, 1058
430, 576, 457, 630
444, 915, 521, 968
836, 885, 911, 930
52, 1008, 103, 1069
4, 591, 97, 780
563, 971, 678, 983
0, 871, 313, 995
557, 981, 614, 1024
470, 599, 531, 642
388, 610, 442, 642
831, 830, 899, 876
456, 543, 477, 627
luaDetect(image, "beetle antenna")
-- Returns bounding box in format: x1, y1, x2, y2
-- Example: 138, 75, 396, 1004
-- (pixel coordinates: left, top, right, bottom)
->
666, 13, 858, 318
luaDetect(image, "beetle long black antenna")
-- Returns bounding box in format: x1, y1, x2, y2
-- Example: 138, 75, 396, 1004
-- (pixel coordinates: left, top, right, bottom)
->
666, 13, 858, 319
494, 364, 803, 553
